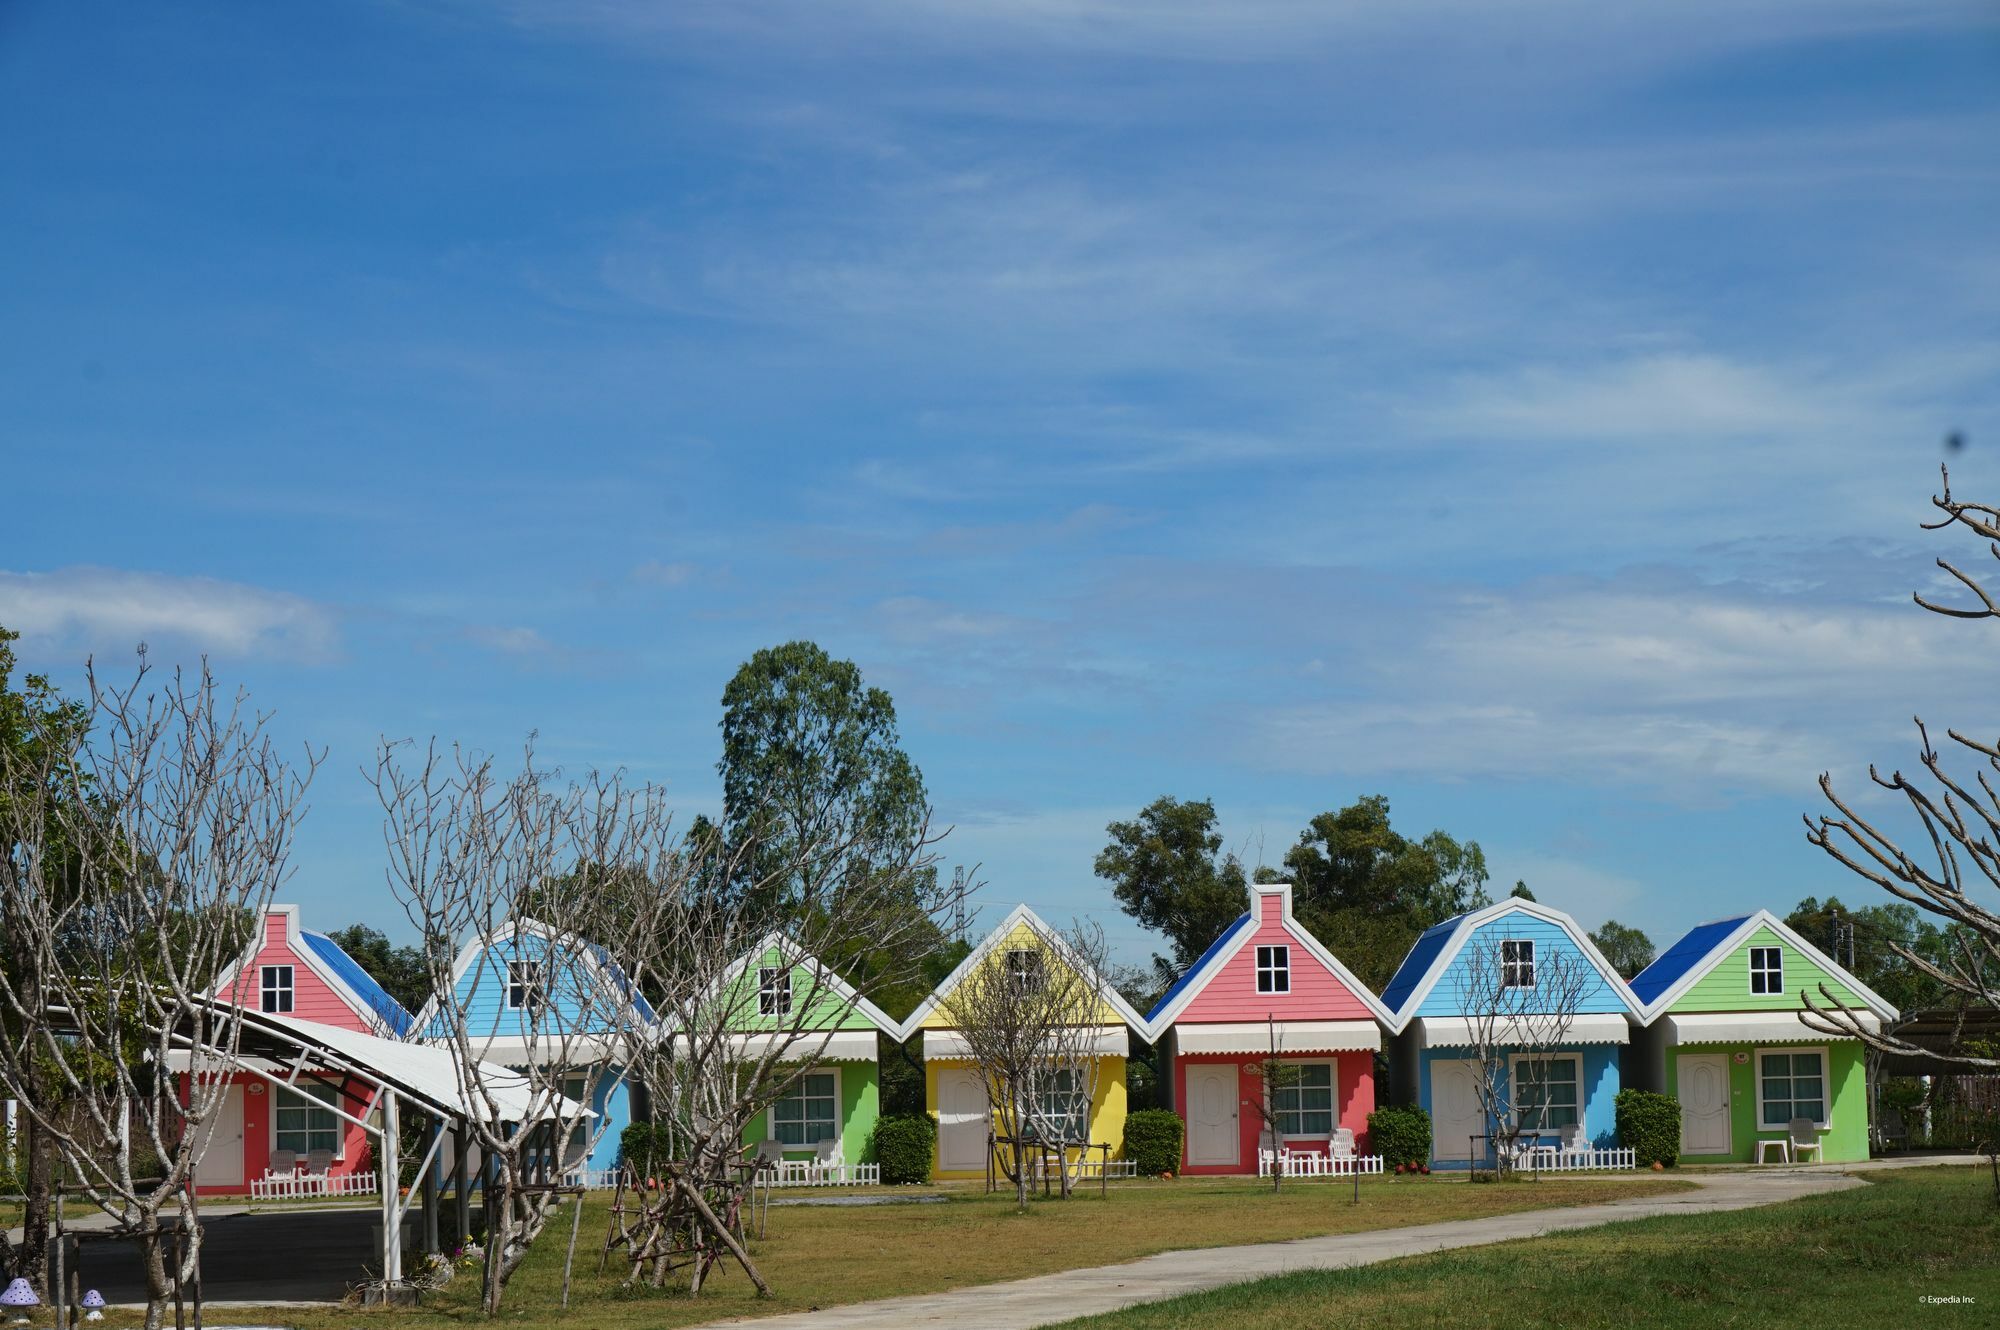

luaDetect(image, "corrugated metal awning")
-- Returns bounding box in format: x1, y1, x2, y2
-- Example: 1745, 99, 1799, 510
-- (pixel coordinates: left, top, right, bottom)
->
924, 1026, 1129, 1060
1414, 1012, 1632, 1049
1172, 1020, 1381, 1055
1663, 1011, 1881, 1045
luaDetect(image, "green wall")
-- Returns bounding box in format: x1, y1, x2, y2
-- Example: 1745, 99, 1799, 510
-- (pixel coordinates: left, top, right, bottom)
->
1664, 1040, 1867, 1163
726, 944, 882, 1031
1674, 926, 1869, 1013
743, 1059, 880, 1164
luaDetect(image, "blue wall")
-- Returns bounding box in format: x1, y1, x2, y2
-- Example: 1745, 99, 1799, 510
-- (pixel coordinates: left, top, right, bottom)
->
1416, 1043, 1623, 1168
1413, 915, 1631, 1019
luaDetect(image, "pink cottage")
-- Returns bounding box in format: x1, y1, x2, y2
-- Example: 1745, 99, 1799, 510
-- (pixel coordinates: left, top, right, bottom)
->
1146, 881, 1394, 1174
193, 905, 415, 1195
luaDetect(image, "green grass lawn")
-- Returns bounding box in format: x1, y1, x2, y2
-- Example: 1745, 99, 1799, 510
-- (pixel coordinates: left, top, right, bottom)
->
1056, 1165, 2000, 1330
182, 1172, 1685, 1329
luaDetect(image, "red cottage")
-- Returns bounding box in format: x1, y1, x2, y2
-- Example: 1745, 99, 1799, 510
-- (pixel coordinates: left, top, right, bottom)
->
1146, 881, 1393, 1175
195, 905, 415, 1195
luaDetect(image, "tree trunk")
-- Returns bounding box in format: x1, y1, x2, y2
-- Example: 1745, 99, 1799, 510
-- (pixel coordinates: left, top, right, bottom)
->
137, 1221, 172, 1330
16, 1117, 50, 1292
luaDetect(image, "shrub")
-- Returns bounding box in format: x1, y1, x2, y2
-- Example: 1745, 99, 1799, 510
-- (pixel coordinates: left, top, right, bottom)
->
1122, 1109, 1184, 1176
1616, 1088, 1681, 1167
871, 1114, 935, 1185
1367, 1104, 1432, 1170
618, 1121, 676, 1177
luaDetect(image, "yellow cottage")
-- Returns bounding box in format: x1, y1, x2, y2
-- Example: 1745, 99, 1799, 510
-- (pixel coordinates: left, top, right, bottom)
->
899, 905, 1147, 1180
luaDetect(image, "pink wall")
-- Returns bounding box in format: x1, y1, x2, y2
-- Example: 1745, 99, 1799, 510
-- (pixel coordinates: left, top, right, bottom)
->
1174, 1050, 1374, 1175
1176, 906, 1374, 1023
194, 1072, 374, 1196
217, 909, 371, 1031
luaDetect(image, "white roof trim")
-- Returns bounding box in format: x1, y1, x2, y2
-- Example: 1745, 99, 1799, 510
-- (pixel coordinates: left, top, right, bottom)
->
893, 903, 1150, 1041
923, 1026, 1129, 1061
1172, 1019, 1381, 1055
1386, 899, 1645, 1033
1143, 882, 1396, 1038
1638, 910, 1900, 1024
1411, 1012, 1634, 1049
1661, 1010, 1882, 1045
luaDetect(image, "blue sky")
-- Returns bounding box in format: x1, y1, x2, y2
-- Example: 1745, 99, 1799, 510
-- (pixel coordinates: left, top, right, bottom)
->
3, 2, 1997, 968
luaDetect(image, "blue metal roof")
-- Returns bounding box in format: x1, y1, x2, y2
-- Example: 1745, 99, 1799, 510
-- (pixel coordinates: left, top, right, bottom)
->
1629, 915, 1752, 1007
1378, 914, 1465, 1016
300, 930, 416, 1037
1145, 911, 1253, 1023
589, 943, 655, 1023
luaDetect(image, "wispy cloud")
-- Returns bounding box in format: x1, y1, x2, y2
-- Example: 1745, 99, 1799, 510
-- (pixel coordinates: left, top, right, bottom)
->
0, 567, 337, 662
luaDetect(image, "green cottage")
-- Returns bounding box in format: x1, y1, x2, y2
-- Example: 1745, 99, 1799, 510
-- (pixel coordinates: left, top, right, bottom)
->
722, 934, 895, 1183
1628, 910, 1897, 1164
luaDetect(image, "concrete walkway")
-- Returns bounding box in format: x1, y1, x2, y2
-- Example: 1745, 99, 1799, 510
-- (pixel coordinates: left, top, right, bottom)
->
692, 1162, 1978, 1330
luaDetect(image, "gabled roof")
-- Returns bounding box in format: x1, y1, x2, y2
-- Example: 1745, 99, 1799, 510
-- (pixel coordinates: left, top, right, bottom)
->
1631, 909, 1899, 1022
1376, 898, 1644, 1033
894, 903, 1151, 1041
299, 930, 415, 1037
1142, 882, 1395, 1033
411, 917, 655, 1038
707, 932, 898, 1035
213, 905, 414, 1038
1628, 914, 1751, 1007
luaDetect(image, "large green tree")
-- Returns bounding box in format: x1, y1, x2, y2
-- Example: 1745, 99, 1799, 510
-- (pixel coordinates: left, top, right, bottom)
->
1784, 896, 1954, 1013
322, 923, 432, 1016
1280, 795, 1492, 992
1587, 919, 1655, 979
1095, 796, 1249, 987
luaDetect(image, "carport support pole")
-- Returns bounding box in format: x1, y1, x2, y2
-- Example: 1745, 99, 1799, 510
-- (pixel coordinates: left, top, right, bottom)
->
453, 1132, 471, 1249
380, 1091, 402, 1286
422, 1116, 441, 1255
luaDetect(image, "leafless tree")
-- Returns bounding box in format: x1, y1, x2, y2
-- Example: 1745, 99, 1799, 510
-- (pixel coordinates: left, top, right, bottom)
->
1804, 467, 2000, 1069
1452, 932, 1593, 1175
0, 657, 317, 1329
936, 917, 1116, 1208
1241, 1016, 1303, 1193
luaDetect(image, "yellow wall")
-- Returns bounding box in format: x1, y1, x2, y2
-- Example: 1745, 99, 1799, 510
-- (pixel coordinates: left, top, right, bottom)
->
925, 1055, 1128, 1180
920, 921, 1129, 1029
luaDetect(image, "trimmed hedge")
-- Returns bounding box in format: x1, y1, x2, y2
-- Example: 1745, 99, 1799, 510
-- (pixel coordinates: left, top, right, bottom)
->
619, 1121, 676, 1177
871, 1114, 936, 1185
1123, 1108, 1184, 1176
1366, 1104, 1432, 1170
1616, 1088, 1680, 1167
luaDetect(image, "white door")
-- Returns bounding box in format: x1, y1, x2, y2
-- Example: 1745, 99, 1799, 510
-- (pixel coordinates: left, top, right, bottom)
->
1431, 1059, 1485, 1162
1679, 1053, 1732, 1155
1187, 1064, 1239, 1167
194, 1086, 245, 1189
938, 1069, 990, 1172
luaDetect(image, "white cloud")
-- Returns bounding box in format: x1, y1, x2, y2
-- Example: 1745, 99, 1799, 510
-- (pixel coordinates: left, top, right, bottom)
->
0, 567, 336, 661
631, 560, 700, 588
461, 624, 559, 658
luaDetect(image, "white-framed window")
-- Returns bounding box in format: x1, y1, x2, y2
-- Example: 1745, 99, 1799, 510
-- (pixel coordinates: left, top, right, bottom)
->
1032, 1067, 1090, 1143
1005, 948, 1046, 995
1749, 946, 1783, 996
273, 1081, 342, 1157
507, 960, 544, 1012
1256, 945, 1291, 994
259, 965, 294, 1014
1501, 939, 1536, 989
1511, 1054, 1581, 1130
758, 966, 793, 1017
771, 1069, 840, 1147
1271, 1061, 1335, 1138
1757, 1048, 1828, 1128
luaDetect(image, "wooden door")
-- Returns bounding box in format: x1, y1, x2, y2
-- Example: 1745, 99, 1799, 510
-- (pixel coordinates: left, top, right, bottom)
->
1679, 1053, 1732, 1155
194, 1085, 245, 1189
1186, 1064, 1239, 1167
1431, 1059, 1485, 1161
937, 1068, 990, 1172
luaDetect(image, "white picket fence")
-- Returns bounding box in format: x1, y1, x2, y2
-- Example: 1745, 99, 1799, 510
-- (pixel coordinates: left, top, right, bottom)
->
249, 1170, 380, 1200
1518, 1146, 1636, 1172
1029, 1156, 1136, 1182
1258, 1151, 1385, 1178
766, 1160, 882, 1187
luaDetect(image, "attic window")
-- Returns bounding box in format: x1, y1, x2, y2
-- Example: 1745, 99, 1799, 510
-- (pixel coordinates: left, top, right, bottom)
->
1501, 939, 1536, 989
1749, 946, 1783, 996
1256, 945, 1290, 994
1005, 948, 1046, 995
507, 960, 544, 1012
759, 966, 793, 1017
260, 965, 294, 1014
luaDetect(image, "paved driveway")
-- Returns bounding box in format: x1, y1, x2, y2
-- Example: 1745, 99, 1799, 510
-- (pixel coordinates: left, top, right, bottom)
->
76, 1208, 378, 1304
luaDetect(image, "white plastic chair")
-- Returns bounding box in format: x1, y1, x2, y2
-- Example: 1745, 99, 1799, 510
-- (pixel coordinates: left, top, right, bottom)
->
1258, 1129, 1289, 1175
811, 1137, 843, 1184
267, 1147, 298, 1178
1557, 1122, 1588, 1162
1330, 1127, 1356, 1161
1787, 1117, 1824, 1164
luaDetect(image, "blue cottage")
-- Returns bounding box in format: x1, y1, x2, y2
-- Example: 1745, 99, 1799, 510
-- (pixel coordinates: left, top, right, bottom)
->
1381, 899, 1643, 1167
415, 918, 650, 1179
